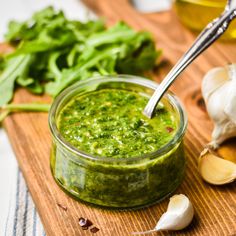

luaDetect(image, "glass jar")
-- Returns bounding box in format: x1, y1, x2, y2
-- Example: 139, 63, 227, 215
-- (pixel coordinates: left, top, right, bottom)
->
174, 0, 236, 40
49, 75, 187, 209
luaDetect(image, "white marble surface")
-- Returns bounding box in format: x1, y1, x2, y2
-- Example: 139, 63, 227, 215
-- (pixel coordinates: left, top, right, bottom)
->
132, 0, 172, 13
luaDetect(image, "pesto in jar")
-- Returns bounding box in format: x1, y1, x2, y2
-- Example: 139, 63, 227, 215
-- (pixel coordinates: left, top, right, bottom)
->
50, 81, 186, 209
58, 89, 177, 158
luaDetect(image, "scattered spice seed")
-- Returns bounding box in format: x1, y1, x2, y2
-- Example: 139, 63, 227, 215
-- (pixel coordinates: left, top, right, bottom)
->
57, 203, 67, 211
166, 126, 174, 133
197, 97, 206, 111
90, 227, 100, 233
79, 217, 93, 230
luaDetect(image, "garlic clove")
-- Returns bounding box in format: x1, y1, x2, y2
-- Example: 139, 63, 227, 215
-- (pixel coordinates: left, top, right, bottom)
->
224, 66, 236, 124
201, 66, 229, 101
198, 148, 236, 185
201, 64, 236, 147
155, 194, 194, 231
132, 194, 194, 235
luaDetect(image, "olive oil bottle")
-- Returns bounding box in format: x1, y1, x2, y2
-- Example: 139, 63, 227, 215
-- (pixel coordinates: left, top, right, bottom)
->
174, 0, 236, 40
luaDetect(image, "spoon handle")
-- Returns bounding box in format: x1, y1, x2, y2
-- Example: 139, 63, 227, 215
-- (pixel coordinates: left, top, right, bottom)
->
143, 0, 236, 118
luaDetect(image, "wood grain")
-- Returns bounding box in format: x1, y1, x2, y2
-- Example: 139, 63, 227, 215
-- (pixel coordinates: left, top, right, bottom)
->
2, 0, 236, 235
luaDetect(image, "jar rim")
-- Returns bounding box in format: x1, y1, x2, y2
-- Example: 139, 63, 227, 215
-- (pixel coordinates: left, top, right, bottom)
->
48, 75, 188, 164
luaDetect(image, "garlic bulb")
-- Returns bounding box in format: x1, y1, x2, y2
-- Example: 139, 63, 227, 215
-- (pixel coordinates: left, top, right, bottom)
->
202, 64, 236, 148
198, 148, 236, 185
132, 194, 194, 235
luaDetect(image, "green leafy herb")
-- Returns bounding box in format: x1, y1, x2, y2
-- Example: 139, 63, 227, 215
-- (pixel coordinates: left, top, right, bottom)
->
0, 55, 32, 106
0, 6, 161, 120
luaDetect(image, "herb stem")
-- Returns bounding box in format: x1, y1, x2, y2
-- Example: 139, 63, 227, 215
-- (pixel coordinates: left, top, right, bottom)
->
2, 103, 51, 112
0, 103, 51, 123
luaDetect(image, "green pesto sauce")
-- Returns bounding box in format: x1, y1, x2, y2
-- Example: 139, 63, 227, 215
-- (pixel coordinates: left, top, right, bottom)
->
58, 89, 177, 158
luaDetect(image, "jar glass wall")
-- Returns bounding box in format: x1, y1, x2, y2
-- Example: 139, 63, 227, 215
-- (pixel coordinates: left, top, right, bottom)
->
49, 76, 187, 209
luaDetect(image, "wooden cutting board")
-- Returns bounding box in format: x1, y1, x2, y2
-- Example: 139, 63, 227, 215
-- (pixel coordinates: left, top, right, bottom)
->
2, 0, 236, 235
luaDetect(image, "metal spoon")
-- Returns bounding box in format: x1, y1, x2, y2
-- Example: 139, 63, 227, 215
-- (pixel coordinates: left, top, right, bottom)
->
143, 0, 236, 118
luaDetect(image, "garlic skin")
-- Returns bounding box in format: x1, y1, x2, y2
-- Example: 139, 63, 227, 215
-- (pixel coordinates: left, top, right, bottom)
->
198, 148, 236, 185
202, 64, 236, 148
132, 194, 194, 235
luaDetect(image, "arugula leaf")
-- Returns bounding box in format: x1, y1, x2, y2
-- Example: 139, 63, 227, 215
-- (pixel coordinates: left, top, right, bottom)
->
0, 55, 32, 106
0, 7, 161, 121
